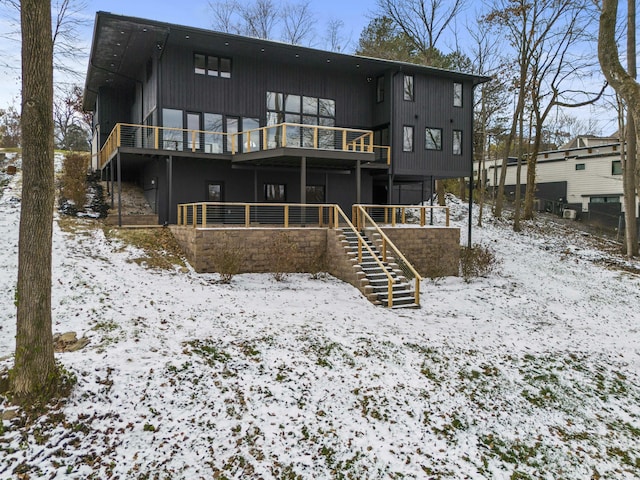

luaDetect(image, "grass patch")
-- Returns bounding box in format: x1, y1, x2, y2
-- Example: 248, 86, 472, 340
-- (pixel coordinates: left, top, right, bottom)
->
103, 226, 187, 270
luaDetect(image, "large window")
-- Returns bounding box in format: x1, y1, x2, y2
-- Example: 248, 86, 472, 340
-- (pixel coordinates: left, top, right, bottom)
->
425, 127, 442, 150
590, 196, 619, 203
452, 130, 462, 155
453, 82, 463, 107
267, 91, 335, 149
403, 125, 414, 152
403, 74, 414, 101
162, 108, 183, 150
612, 160, 622, 175
265, 183, 286, 202
194, 53, 231, 78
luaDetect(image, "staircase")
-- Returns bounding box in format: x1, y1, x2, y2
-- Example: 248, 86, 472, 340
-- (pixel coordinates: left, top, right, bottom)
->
104, 182, 159, 226
341, 229, 419, 308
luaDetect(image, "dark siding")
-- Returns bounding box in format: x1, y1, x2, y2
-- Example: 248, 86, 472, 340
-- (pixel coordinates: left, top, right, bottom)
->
97, 86, 134, 147
159, 44, 377, 128
391, 75, 473, 178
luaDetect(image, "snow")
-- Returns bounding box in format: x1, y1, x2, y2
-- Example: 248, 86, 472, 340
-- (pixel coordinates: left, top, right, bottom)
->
1, 152, 640, 479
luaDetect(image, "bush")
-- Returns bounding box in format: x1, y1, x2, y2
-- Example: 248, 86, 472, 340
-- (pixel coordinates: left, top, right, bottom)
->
460, 243, 500, 281
211, 234, 243, 283
269, 232, 299, 281
59, 153, 89, 214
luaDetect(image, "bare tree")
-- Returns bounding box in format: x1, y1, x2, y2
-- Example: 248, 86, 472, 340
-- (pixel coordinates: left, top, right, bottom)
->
12, 0, 59, 403
281, 0, 314, 45
599, 0, 639, 257
376, 0, 465, 64
209, 0, 239, 33
325, 17, 351, 52
54, 84, 92, 150
238, 0, 280, 39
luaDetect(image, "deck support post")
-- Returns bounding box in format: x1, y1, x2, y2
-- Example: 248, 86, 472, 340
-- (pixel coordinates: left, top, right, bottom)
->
300, 156, 306, 204
167, 155, 173, 225
356, 160, 361, 204
117, 152, 122, 227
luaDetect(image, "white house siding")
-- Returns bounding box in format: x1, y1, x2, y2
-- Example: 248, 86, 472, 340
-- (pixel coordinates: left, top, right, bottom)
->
477, 142, 636, 213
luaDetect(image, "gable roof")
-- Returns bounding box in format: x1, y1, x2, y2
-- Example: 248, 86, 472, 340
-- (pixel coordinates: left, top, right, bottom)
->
83, 11, 490, 110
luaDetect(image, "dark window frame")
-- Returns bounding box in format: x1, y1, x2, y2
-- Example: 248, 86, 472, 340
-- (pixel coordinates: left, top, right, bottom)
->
206, 181, 224, 202
612, 160, 622, 175
452, 129, 463, 155
403, 125, 414, 152
403, 74, 414, 102
575, 163, 586, 171
425, 127, 443, 151
194, 53, 232, 78
264, 183, 287, 202
453, 82, 463, 107
376, 76, 385, 103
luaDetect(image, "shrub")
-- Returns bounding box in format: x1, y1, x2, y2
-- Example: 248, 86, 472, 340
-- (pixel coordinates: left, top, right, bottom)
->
211, 233, 243, 283
460, 243, 500, 281
59, 153, 89, 215
269, 232, 299, 281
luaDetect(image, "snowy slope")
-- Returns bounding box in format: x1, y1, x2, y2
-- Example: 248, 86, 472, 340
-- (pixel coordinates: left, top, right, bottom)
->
1, 154, 639, 479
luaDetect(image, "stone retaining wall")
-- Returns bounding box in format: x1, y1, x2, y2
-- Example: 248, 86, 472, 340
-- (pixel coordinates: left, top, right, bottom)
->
367, 226, 460, 277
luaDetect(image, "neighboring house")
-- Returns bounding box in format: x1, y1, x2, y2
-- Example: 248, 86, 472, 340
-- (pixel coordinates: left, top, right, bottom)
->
83, 12, 488, 225
478, 135, 639, 227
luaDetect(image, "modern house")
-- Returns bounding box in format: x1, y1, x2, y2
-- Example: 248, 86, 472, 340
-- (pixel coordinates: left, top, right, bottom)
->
478, 135, 640, 227
83, 12, 488, 225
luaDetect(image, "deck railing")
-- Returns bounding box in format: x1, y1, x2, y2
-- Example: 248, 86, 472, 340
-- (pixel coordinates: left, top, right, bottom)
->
355, 204, 450, 228
99, 122, 390, 169
354, 206, 422, 306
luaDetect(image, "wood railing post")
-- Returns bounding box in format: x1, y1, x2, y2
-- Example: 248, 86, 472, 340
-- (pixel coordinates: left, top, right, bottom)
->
282, 125, 287, 147
420, 208, 425, 227
387, 278, 393, 307
318, 206, 323, 227
368, 132, 373, 152
116, 124, 121, 147
415, 279, 420, 305
154, 126, 159, 149
263, 128, 267, 150
202, 204, 207, 228
358, 238, 362, 262
446, 207, 450, 226
391, 207, 396, 227
178, 205, 182, 225
384, 207, 389, 224
284, 205, 289, 228
313, 127, 318, 148
401, 207, 406, 224
245, 204, 250, 227
192, 205, 196, 228
342, 130, 347, 151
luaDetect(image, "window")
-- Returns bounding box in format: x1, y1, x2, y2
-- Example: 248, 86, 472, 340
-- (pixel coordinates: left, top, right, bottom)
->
265, 183, 286, 202
403, 126, 414, 152
162, 108, 183, 150
452, 130, 462, 155
306, 185, 325, 203
194, 54, 206, 75
575, 163, 586, 171
267, 91, 336, 149
425, 127, 442, 150
376, 76, 384, 103
204, 113, 223, 153
403, 74, 414, 101
207, 182, 223, 202
453, 82, 463, 107
242, 117, 260, 152
186, 112, 201, 150
590, 196, 619, 204
194, 53, 231, 78
612, 160, 622, 175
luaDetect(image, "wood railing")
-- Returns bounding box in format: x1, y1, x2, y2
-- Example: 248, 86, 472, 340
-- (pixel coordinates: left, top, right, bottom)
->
355, 204, 450, 228
354, 206, 421, 306
98, 122, 391, 169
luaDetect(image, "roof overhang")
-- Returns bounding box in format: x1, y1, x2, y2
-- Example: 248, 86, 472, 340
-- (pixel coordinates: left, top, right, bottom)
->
83, 11, 490, 111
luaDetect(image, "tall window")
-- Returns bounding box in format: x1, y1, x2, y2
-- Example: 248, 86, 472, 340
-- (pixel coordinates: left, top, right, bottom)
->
207, 182, 223, 201
453, 82, 463, 107
204, 113, 223, 153
452, 130, 462, 155
403, 74, 414, 101
403, 125, 414, 152
425, 127, 442, 150
162, 108, 183, 150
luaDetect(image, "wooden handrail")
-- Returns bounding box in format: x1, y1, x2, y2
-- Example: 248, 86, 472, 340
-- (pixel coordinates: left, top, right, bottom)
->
333, 205, 396, 307
355, 206, 422, 306
357, 204, 450, 227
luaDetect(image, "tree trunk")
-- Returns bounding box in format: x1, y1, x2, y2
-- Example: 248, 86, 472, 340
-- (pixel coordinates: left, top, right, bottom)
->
599, 0, 639, 257
12, 0, 58, 401
624, 0, 638, 256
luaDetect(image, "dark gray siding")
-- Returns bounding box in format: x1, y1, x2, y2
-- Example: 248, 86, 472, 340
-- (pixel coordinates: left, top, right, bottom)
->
97, 86, 134, 146
158, 44, 377, 129
391, 74, 473, 178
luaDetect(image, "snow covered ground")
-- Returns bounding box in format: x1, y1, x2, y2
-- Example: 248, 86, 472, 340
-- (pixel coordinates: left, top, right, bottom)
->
1, 152, 639, 479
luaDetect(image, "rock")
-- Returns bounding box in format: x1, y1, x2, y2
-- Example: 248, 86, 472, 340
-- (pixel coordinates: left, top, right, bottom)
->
2, 408, 19, 421
53, 331, 90, 352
